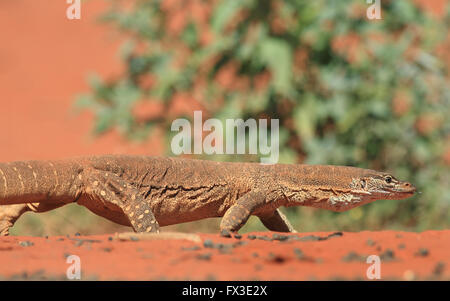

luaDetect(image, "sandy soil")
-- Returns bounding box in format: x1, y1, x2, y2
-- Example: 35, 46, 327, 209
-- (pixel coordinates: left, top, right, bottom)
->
0, 230, 448, 281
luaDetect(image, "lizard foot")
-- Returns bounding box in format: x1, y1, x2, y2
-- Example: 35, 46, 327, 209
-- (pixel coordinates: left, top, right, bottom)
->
0, 204, 32, 236
220, 190, 267, 233
219, 229, 234, 238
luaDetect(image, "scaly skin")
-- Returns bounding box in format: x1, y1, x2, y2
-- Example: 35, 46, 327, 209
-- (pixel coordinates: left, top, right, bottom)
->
0, 155, 416, 235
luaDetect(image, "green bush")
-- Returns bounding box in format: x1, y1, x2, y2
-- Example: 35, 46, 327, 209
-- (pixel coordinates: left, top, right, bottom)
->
76, 0, 449, 231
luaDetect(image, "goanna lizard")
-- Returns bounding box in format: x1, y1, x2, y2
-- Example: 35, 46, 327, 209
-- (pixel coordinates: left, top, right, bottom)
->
0, 155, 416, 236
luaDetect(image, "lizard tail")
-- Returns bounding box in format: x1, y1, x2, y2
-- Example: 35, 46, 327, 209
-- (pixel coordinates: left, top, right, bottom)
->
0, 160, 82, 205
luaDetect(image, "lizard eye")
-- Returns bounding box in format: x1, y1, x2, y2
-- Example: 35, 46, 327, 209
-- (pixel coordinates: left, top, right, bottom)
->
385, 176, 392, 184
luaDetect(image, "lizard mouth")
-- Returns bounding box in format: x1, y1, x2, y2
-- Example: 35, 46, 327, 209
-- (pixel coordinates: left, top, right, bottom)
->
385, 182, 416, 197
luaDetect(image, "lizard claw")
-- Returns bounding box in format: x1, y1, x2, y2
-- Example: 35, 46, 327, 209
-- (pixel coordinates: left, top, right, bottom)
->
219, 229, 235, 238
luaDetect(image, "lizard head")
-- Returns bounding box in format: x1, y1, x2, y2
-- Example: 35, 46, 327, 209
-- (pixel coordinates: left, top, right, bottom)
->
356, 172, 416, 200
324, 170, 416, 212
281, 165, 416, 212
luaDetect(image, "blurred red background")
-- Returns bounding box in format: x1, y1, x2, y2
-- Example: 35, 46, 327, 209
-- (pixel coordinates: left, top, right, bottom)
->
0, 0, 163, 162
0, 0, 445, 162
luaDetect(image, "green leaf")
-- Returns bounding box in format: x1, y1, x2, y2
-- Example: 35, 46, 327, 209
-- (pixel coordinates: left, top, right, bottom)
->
258, 38, 293, 95
119, 40, 136, 61
211, 1, 244, 33
74, 94, 96, 110
94, 108, 114, 134
293, 94, 317, 140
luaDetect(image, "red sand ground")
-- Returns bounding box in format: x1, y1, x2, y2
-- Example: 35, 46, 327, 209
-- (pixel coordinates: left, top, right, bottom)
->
0, 231, 448, 280
0, 1, 448, 281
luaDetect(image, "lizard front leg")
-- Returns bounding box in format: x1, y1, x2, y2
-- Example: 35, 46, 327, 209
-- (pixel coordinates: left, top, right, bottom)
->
258, 208, 297, 233
220, 190, 266, 233
83, 170, 160, 233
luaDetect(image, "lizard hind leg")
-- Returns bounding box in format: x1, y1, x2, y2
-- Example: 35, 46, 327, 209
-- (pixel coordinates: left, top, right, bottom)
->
220, 190, 266, 233
0, 204, 29, 236
0, 202, 66, 236
84, 170, 160, 233
258, 208, 297, 233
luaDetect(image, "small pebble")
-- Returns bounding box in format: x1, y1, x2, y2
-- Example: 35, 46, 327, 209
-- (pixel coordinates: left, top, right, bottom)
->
433, 262, 445, 276
203, 240, 214, 248
256, 235, 272, 241
233, 241, 248, 247
380, 249, 396, 261
196, 253, 212, 261
218, 248, 232, 254
272, 234, 289, 241
366, 239, 376, 246
299, 235, 321, 242
414, 248, 429, 257
19, 241, 34, 247
247, 235, 256, 240
293, 248, 305, 260
215, 243, 226, 249
341, 251, 366, 262
267, 252, 285, 263
181, 246, 201, 251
